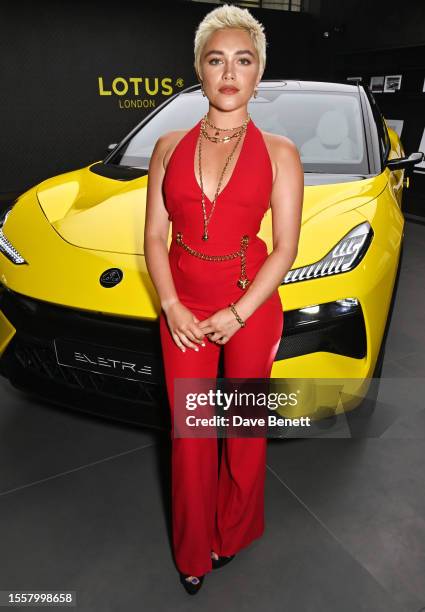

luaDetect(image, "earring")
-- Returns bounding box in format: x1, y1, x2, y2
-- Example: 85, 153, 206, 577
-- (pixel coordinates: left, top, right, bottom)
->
253, 89, 258, 98
200, 81, 205, 97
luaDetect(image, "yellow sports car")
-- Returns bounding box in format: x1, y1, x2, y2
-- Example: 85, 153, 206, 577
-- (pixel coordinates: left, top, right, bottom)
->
0, 80, 423, 432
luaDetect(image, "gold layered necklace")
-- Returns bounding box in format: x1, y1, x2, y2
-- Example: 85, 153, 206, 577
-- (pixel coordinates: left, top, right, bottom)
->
174, 112, 253, 291
198, 112, 251, 240
203, 115, 248, 142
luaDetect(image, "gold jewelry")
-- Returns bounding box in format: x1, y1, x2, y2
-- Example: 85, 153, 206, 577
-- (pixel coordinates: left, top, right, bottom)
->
175, 232, 251, 290
201, 118, 248, 144
204, 117, 245, 131
198, 114, 251, 240
204, 115, 247, 139
229, 302, 246, 327
253, 89, 258, 98
176, 111, 252, 291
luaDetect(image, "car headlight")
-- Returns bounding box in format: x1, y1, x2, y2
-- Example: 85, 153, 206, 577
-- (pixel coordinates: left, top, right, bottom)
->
282, 221, 373, 284
0, 205, 27, 265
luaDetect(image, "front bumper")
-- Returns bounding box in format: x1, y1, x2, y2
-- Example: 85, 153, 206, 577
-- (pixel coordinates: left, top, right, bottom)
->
0, 285, 369, 428
0, 286, 170, 429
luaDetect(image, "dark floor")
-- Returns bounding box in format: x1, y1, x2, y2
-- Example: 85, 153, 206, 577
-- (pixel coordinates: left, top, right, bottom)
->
0, 219, 424, 611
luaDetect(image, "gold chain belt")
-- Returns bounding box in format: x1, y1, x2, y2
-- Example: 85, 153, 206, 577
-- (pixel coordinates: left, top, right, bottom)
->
175, 231, 251, 290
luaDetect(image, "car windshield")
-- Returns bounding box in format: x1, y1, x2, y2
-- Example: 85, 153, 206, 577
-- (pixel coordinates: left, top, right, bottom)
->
107, 88, 368, 174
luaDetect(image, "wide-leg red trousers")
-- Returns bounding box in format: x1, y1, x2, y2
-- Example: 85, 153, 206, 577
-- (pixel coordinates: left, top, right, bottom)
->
159, 290, 283, 576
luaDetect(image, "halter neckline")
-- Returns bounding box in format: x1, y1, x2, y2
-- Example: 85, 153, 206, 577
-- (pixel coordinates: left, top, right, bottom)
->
192, 117, 253, 205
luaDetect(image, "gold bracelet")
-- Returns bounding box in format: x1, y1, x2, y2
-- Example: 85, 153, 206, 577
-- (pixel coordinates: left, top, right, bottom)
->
229, 302, 246, 328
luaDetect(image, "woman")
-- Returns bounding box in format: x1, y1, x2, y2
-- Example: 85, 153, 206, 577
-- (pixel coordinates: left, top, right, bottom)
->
145, 3, 303, 595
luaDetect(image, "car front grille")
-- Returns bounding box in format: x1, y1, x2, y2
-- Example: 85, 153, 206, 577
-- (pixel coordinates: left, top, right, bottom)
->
0, 288, 169, 428
13, 335, 162, 405
0, 287, 366, 428
275, 304, 366, 360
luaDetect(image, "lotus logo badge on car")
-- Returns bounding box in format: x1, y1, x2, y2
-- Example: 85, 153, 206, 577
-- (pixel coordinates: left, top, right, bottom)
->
100, 268, 123, 287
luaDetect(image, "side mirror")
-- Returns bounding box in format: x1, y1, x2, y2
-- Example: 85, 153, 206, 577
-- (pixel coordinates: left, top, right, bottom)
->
386, 151, 424, 171
107, 143, 118, 152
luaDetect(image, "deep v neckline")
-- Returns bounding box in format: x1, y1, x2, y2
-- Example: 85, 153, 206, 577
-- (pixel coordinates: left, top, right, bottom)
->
192, 117, 251, 205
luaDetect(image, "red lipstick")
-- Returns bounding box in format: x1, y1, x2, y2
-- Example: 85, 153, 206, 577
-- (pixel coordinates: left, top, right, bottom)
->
219, 86, 239, 94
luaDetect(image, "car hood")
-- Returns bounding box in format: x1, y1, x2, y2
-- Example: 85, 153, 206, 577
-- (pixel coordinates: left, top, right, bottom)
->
35, 163, 388, 255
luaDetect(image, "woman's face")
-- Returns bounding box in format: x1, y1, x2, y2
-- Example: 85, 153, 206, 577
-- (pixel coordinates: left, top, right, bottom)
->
199, 28, 261, 109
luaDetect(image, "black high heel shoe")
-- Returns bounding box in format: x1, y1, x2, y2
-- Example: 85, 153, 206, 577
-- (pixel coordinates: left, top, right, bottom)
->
179, 572, 205, 595
211, 552, 235, 570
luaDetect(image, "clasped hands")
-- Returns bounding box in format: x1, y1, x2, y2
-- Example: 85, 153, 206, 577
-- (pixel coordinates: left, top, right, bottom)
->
165, 300, 243, 352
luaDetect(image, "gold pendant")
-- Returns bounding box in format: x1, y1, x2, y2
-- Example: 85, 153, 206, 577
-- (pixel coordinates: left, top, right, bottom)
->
237, 278, 250, 290
202, 232, 208, 241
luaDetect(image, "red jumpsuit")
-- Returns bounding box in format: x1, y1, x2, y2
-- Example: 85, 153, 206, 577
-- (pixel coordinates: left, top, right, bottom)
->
159, 117, 284, 576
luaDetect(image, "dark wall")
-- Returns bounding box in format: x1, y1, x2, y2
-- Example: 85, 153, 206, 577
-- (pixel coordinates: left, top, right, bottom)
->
0, 0, 318, 195
317, 0, 425, 217
319, 0, 425, 52
3, 0, 423, 216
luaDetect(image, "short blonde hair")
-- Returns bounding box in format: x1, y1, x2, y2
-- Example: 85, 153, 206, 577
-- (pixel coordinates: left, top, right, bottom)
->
194, 3, 267, 83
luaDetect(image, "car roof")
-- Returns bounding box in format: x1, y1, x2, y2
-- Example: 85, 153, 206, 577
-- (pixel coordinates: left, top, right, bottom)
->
260, 80, 360, 93
187, 80, 360, 94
